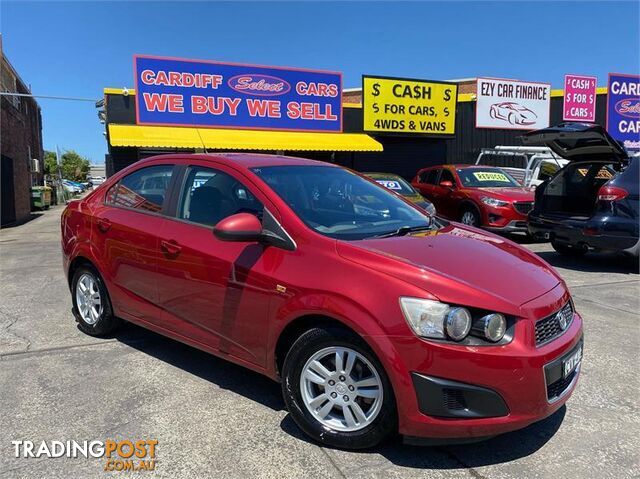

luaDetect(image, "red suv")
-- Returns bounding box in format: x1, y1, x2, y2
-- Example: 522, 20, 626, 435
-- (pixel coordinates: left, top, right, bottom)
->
412, 165, 535, 233
62, 154, 582, 449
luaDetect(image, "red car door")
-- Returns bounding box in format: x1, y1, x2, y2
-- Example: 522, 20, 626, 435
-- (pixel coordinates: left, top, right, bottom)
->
155, 161, 279, 368
432, 168, 461, 219
413, 168, 440, 204
92, 164, 175, 322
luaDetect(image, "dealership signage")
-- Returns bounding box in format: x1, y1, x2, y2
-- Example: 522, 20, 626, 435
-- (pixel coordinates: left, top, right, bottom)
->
362, 75, 457, 135
606, 73, 640, 150
476, 77, 551, 130
134, 55, 342, 132
563, 74, 597, 122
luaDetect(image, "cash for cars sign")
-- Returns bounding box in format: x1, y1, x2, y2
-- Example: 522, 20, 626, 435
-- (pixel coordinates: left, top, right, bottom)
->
563, 74, 597, 122
606, 73, 640, 150
476, 77, 551, 130
362, 76, 457, 135
134, 55, 342, 132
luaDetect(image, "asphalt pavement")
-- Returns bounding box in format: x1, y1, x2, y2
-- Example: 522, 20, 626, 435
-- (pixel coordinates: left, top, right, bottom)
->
1, 204, 638, 479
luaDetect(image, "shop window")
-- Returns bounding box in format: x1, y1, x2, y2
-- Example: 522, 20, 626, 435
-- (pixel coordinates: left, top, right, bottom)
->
107, 165, 173, 213
179, 166, 263, 226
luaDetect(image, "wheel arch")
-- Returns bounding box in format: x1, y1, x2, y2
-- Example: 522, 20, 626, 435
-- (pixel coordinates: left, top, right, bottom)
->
274, 314, 361, 379
458, 199, 482, 220
67, 256, 97, 290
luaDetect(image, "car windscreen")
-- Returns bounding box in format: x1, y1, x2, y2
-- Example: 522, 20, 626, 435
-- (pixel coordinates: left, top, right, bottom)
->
457, 168, 521, 188
251, 165, 432, 240
367, 175, 416, 195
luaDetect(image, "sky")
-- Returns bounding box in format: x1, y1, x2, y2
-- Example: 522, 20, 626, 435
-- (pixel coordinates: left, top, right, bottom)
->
2, 0, 639, 164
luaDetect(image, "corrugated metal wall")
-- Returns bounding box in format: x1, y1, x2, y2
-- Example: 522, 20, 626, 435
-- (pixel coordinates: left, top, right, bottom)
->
104, 92, 609, 180
445, 94, 609, 164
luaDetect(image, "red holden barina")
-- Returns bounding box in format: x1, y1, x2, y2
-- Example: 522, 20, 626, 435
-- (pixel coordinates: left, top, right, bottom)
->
62, 154, 582, 449
412, 165, 535, 233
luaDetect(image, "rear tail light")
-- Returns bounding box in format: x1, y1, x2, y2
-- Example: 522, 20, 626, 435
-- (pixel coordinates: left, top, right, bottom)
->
597, 185, 628, 202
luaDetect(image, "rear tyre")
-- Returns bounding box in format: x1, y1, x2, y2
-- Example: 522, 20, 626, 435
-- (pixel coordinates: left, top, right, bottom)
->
551, 241, 587, 257
71, 265, 121, 336
460, 207, 481, 227
281, 326, 396, 450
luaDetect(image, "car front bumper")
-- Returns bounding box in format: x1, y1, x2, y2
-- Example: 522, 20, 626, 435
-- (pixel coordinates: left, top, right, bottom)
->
485, 219, 529, 233
390, 286, 583, 440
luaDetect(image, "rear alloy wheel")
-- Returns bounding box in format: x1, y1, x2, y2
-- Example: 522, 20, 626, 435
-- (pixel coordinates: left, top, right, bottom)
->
71, 265, 121, 336
551, 241, 588, 257
282, 327, 396, 449
460, 207, 481, 227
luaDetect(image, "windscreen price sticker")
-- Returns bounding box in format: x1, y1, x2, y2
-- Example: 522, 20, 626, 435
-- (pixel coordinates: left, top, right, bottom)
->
473, 172, 510, 182
363, 76, 457, 135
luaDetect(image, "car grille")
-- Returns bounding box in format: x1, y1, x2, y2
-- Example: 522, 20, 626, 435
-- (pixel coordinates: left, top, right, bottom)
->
535, 302, 574, 347
442, 388, 467, 411
547, 369, 577, 401
513, 201, 534, 215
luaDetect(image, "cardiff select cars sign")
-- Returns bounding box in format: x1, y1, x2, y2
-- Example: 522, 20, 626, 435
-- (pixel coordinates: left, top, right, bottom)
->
362, 75, 457, 136
606, 73, 640, 150
476, 77, 551, 130
134, 55, 342, 132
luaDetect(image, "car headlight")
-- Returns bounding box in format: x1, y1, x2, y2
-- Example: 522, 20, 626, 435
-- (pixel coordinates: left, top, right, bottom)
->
471, 313, 506, 342
399, 298, 471, 341
481, 196, 509, 207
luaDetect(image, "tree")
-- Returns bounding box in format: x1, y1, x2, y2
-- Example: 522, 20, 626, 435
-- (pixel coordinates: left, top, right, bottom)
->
44, 150, 58, 176
60, 150, 90, 181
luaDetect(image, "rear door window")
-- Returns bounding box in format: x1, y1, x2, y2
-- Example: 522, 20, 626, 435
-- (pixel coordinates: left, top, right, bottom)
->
106, 165, 174, 213
439, 169, 456, 185
425, 169, 441, 185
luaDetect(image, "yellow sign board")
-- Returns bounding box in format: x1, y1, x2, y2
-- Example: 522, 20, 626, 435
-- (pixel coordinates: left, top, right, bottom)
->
362, 76, 457, 135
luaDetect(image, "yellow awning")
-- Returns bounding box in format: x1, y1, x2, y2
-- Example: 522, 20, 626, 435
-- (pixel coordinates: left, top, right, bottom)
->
108, 124, 383, 152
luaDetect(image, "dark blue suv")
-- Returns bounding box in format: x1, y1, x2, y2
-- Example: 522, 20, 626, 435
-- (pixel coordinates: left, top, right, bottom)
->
524, 123, 639, 258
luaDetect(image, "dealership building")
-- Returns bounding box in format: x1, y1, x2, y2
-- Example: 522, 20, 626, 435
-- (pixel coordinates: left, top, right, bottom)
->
101, 63, 613, 180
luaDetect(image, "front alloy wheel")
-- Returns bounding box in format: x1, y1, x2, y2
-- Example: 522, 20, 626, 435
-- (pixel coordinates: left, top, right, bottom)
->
461, 208, 481, 227
281, 326, 396, 449
300, 346, 383, 432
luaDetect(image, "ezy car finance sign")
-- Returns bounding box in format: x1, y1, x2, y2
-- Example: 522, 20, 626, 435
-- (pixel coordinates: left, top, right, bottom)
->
476, 78, 551, 130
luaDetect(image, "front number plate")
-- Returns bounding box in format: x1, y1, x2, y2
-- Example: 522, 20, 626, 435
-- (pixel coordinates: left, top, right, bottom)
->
563, 345, 583, 378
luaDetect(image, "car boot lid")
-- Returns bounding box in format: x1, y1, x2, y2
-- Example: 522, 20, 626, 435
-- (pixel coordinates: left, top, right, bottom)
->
522, 123, 628, 162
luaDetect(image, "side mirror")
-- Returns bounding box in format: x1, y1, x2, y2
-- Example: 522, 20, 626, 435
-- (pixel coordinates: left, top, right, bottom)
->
213, 213, 263, 243
439, 180, 454, 188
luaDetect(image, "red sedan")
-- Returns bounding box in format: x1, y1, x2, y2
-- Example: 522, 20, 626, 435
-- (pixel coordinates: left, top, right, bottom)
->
62, 154, 582, 449
412, 165, 535, 233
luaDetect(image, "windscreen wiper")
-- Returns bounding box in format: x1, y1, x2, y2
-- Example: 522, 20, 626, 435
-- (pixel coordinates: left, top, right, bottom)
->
373, 224, 433, 238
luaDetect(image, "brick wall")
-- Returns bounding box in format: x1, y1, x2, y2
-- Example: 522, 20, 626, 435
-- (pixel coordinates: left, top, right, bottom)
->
0, 62, 44, 225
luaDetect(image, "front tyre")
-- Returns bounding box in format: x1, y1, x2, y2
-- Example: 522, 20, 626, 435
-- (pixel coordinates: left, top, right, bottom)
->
71, 265, 121, 336
281, 327, 396, 449
460, 206, 481, 227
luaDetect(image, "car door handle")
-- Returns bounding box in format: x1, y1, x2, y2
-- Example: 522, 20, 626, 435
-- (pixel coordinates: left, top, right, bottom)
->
97, 218, 112, 233
161, 240, 182, 257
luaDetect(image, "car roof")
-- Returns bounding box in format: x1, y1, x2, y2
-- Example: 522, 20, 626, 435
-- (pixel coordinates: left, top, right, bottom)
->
136, 152, 336, 169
